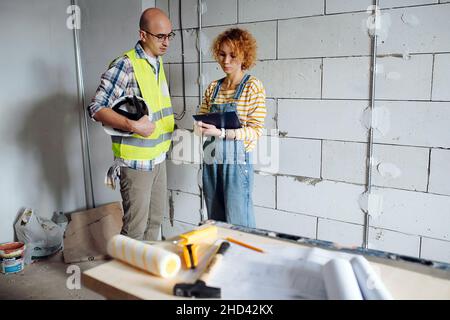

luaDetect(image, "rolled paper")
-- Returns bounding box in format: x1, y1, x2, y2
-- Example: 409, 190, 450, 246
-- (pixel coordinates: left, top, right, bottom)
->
350, 255, 393, 300
107, 235, 181, 278
322, 258, 363, 300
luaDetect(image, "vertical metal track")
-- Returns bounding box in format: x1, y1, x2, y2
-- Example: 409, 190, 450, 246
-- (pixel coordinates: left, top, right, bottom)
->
198, 0, 207, 221
363, 0, 380, 249
71, 0, 95, 209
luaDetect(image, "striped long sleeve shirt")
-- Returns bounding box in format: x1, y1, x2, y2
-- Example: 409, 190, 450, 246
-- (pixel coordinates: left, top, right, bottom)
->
198, 75, 266, 152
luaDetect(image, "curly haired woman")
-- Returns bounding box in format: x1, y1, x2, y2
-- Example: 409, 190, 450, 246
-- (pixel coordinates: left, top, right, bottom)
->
195, 28, 266, 228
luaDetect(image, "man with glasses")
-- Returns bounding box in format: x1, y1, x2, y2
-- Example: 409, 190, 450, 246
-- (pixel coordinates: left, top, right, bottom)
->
87, 8, 175, 241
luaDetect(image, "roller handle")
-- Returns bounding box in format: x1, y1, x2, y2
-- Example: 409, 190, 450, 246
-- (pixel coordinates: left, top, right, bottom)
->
198, 241, 230, 283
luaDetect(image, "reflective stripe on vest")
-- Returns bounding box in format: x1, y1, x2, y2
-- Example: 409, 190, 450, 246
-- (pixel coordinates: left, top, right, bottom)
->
111, 48, 175, 161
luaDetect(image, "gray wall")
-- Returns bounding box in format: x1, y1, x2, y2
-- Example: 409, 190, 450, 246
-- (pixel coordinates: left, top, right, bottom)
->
0, 0, 86, 242
78, 0, 142, 206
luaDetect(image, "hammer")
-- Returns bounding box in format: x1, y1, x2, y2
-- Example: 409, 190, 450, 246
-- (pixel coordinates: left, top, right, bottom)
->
173, 241, 230, 298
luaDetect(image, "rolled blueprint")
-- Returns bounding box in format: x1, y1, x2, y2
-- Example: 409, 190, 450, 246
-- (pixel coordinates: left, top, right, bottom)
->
107, 235, 181, 278
322, 258, 363, 300
350, 255, 393, 300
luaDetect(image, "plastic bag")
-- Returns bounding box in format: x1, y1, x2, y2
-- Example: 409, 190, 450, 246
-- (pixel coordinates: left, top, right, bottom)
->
14, 208, 64, 264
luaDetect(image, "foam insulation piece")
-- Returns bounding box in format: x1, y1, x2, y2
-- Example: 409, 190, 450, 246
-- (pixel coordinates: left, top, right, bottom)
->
372, 107, 390, 136
358, 192, 369, 213
360, 106, 390, 136
377, 162, 402, 179
367, 13, 392, 42
358, 192, 383, 219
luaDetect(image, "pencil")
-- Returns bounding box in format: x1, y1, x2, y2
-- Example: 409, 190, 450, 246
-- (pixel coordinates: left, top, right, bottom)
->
225, 237, 264, 253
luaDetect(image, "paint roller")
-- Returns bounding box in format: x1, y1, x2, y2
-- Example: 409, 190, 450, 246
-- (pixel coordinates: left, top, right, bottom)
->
107, 234, 181, 279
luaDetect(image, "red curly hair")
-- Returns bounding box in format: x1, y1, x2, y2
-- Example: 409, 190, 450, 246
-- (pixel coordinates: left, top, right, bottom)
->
212, 28, 257, 71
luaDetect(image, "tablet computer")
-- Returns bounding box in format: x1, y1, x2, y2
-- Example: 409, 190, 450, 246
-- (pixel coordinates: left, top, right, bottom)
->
193, 111, 242, 129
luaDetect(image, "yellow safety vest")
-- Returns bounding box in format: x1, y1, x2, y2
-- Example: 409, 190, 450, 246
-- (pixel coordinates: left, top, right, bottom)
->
111, 48, 174, 160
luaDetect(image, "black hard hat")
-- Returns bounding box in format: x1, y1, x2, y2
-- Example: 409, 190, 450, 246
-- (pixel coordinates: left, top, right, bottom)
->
103, 95, 151, 136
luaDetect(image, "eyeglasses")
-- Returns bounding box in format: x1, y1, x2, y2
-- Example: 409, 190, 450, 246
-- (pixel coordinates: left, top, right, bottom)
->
141, 29, 175, 42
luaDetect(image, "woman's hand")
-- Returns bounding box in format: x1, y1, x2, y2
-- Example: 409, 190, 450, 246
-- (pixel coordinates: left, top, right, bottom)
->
195, 121, 221, 137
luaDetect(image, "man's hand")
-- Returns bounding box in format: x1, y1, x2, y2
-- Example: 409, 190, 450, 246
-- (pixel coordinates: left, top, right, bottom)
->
132, 115, 155, 137
196, 121, 221, 137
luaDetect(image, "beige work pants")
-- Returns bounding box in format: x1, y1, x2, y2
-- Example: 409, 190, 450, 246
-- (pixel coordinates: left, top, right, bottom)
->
119, 161, 167, 241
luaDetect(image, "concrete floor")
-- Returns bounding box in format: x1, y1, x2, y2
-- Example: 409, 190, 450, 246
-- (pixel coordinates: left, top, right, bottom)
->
0, 251, 105, 300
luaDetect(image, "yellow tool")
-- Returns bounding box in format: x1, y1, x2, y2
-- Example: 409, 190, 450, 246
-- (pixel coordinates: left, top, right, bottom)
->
176, 225, 217, 269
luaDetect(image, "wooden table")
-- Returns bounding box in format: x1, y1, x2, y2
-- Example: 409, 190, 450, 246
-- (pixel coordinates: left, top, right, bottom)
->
82, 221, 450, 300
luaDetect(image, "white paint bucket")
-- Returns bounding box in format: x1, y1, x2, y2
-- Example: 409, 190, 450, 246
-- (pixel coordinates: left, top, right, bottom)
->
0, 242, 25, 274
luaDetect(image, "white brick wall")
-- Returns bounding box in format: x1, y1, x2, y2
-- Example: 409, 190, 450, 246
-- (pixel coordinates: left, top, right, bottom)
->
428, 149, 450, 196
162, 217, 196, 239
326, 0, 439, 14
264, 98, 277, 133
432, 54, 450, 101
326, 0, 373, 14
369, 227, 420, 257
169, 0, 237, 30
171, 96, 200, 130
201, 22, 277, 62
277, 177, 365, 224
322, 141, 367, 184
164, 29, 198, 63
238, 0, 324, 22
421, 237, 450, 264
255, 206, 317, 238
142, 0, 155, 11
322, 142, 429, 191
168, 63, 199, 97
373, 101, 450, 148
317, 219, 364, 247
252, 59, 322, 98
278, 13, 371, 59
371, 187, 450, 240
278, 99, 369, 142
377, 4, 450, 55
376, 54, 433, 100
381, 0, 438, 8
167, 161, 200, 195
278, 138, 321, 177
171, 191, 202, 225
372, 144, 429, 191
323, 55, 433, 100
253, 173, 276, 208
323, 57, 371, 99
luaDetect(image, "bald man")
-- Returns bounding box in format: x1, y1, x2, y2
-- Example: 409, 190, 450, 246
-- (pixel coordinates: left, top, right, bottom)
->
87, 8, 175, 241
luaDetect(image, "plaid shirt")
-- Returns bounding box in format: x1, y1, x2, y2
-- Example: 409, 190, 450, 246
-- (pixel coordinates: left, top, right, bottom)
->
88, 42, 166, 171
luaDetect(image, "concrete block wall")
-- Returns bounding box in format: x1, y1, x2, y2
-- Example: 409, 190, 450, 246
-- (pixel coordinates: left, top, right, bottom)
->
158, 0, 450, 263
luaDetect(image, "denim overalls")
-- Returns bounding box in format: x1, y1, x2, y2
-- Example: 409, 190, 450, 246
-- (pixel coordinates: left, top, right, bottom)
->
202, 74, 255, 228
